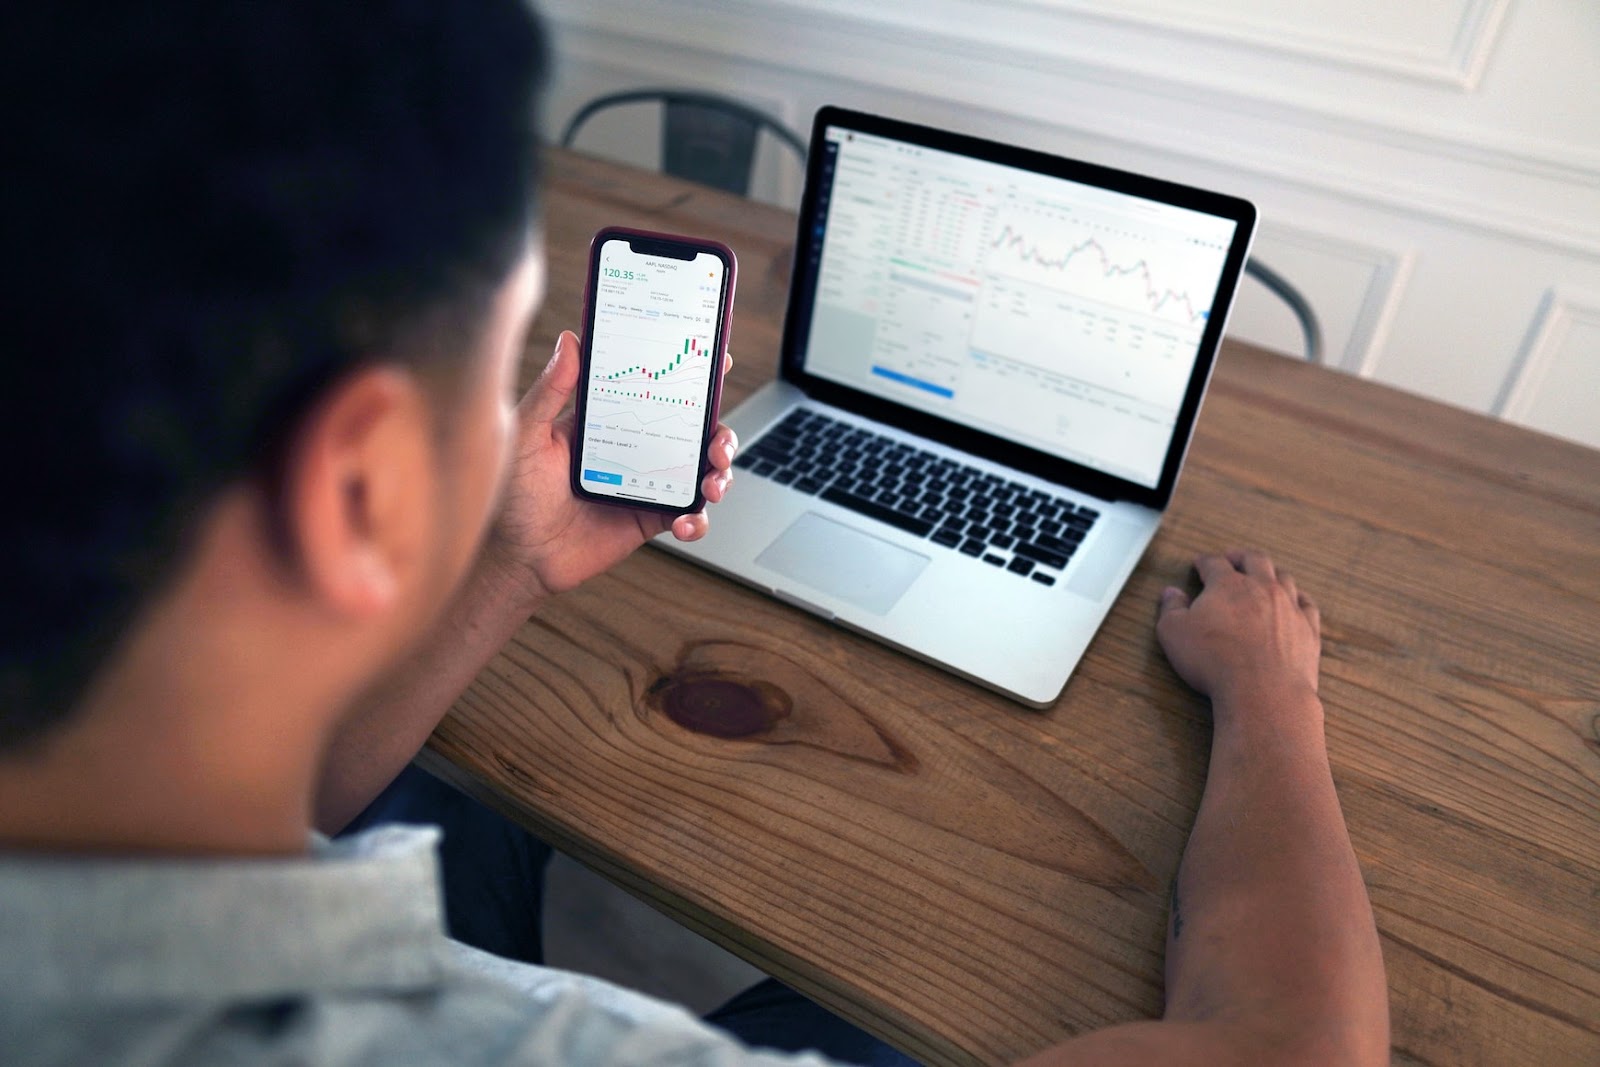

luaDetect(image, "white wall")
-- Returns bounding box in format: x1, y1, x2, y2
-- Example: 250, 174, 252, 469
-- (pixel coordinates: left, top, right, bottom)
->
540, 0, 1600, 450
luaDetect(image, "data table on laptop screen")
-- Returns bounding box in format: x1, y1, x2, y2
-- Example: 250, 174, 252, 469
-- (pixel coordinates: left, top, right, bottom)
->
803, 126, 1238, 489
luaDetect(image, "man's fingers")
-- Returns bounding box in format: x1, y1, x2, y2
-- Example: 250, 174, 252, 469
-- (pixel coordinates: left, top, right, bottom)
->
1236, 548, 1277, 581
701, 467, 732, 504
1300, 593, 1321, 639
723, 351, 734, 374
520, 330, 581, 427
1159, 585, 1191, 615
1280, 571, 1299, 605
636, 511, 674, 540
1193, 554, 1238, 585
707, 424, 738, 470
671, 511, 709, 542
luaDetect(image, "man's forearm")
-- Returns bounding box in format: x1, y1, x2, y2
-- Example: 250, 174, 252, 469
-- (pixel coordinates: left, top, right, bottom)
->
1163, 685, 1389, 1061
313, 559, 539, 834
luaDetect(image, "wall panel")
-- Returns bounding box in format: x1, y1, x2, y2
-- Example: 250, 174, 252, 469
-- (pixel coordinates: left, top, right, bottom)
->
540, 0, 1600, 449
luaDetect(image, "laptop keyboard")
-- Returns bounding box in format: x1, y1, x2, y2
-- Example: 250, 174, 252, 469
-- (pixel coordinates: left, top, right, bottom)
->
731, 408, 1099, 587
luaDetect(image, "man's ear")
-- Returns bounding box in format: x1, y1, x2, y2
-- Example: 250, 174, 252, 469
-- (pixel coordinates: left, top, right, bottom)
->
278, 365, 439, 619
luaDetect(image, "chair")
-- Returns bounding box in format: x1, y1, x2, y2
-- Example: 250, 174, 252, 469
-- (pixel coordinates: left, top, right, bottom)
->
1243, 258, 1324, 363
560, 89, 807, 199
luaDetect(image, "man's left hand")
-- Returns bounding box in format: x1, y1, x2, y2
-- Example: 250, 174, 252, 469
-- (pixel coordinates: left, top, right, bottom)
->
482, 329, 737, 608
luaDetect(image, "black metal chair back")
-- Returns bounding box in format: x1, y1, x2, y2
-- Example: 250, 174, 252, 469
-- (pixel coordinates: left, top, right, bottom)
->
1243, 258, 1324, 363
560, 89, 807, 198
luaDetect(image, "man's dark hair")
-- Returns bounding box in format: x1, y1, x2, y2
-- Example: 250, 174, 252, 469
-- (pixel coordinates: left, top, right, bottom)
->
0, 2, 549, 749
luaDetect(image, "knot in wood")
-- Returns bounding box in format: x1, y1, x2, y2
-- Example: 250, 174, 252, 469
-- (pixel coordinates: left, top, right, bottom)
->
646, 671, 791, 739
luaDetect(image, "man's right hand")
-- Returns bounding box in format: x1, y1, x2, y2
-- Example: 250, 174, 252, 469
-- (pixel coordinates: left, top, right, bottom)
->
1024, 551, 1387, 1066
1155, 549, 1321, 715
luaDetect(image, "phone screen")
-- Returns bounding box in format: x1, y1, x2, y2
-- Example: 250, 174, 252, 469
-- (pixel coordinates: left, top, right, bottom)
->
578, 237, 728, 510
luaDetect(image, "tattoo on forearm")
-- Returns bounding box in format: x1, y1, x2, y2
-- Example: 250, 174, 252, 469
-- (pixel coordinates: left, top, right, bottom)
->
1169, 876, 1184, 941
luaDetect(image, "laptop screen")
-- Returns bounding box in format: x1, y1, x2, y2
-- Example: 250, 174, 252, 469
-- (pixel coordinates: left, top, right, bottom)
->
783, 110, 1255, 501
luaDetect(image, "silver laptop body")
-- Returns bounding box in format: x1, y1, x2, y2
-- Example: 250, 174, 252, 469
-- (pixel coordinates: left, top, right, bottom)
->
659, 108, 1256, 707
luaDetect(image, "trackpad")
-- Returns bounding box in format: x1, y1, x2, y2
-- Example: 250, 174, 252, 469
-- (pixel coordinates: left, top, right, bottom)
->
755, 512, 930, 616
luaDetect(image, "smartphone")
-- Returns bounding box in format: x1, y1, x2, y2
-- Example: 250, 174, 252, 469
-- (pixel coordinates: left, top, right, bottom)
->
570, 226, 736, 514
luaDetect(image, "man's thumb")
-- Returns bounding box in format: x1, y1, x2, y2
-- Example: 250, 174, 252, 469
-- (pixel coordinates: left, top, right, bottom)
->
521, 330, 581, 426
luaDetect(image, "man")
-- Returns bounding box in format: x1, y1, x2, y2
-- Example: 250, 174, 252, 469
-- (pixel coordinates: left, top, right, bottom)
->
0, 2, 1389, 1064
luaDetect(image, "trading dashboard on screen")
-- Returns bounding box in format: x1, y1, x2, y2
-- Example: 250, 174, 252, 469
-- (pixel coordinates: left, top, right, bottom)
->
579, 239, 725, 508
800, 125, 1238, 489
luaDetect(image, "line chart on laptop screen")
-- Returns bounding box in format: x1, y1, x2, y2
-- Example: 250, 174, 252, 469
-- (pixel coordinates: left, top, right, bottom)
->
804, 127, 1237, 488
984, 213, 1211, 325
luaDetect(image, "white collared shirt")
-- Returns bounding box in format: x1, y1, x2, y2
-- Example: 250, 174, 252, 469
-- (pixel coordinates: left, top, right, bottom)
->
0, 824, 835, 1066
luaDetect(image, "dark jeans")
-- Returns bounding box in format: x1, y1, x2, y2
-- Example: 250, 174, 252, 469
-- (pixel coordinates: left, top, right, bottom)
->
343, 763, 918, 1066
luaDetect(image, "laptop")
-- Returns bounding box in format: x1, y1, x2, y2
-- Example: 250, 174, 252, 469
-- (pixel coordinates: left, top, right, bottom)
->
658, 107, 1256, 707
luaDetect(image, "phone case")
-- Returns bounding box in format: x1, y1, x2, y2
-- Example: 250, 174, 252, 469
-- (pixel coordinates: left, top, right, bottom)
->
570, 225, 737, 514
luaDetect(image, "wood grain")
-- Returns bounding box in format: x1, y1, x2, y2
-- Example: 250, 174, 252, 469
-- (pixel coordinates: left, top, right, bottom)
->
425, 150, 1600, 1066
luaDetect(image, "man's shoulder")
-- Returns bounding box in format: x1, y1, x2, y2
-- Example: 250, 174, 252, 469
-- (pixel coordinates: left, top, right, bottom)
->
0, 829, 825, 1066
2, 946, 820, 1067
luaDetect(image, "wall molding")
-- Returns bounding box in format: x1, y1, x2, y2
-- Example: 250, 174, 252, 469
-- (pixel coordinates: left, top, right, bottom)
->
551, 7, 1600, 259
553, 33, 1417, 378
1288, 228, 1412, 378
546, 0, 1600, 444
1497, 288, 1600, 422
1349, 249, 1413, 382
1014, 0, 1510, 91
1240, 222, 1413, 375
632, 0, 1596, 181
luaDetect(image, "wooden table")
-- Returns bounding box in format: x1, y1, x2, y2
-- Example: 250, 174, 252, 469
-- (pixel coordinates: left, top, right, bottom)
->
423, 150, 1600, 1066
